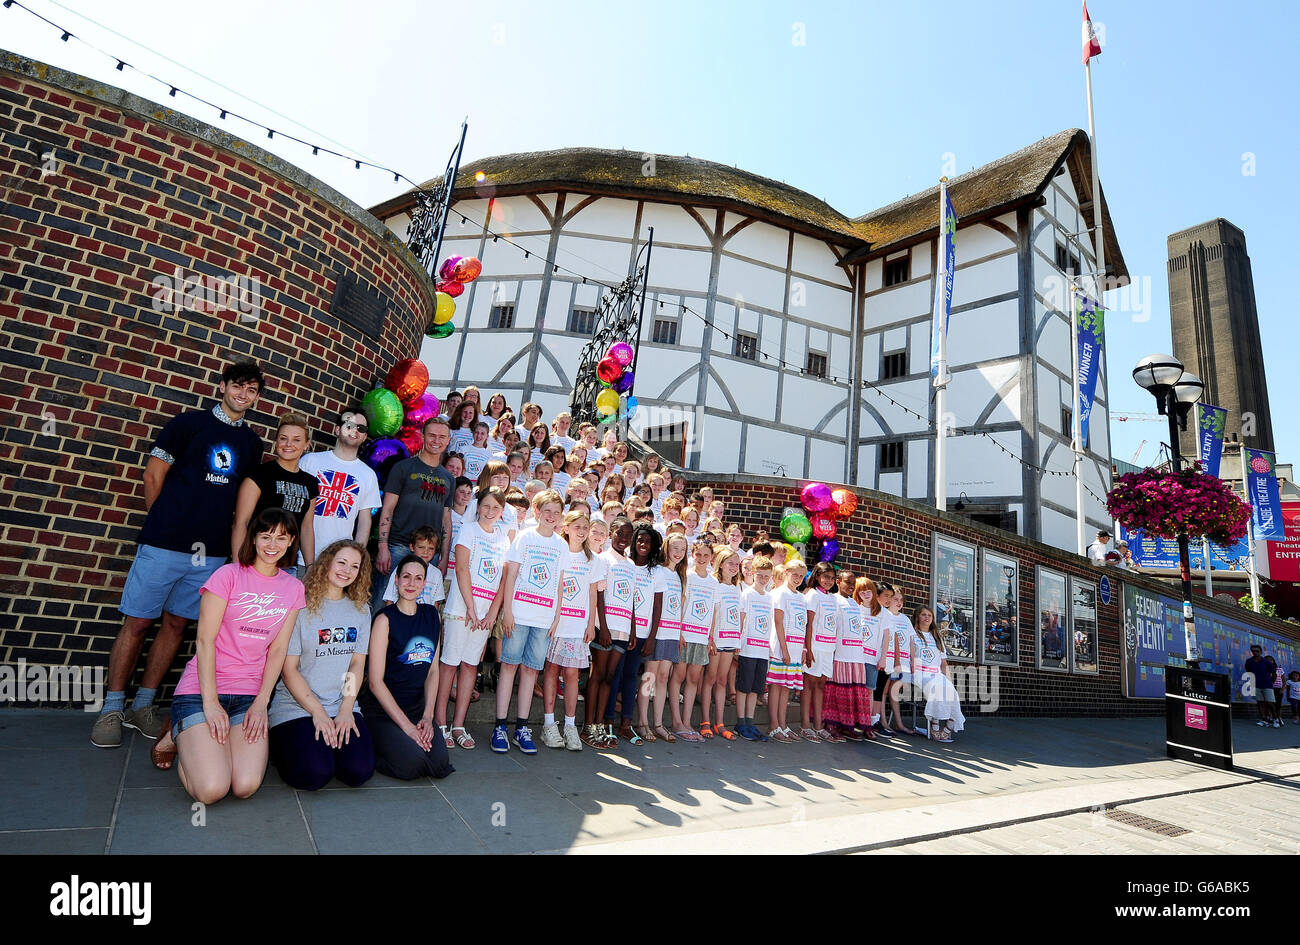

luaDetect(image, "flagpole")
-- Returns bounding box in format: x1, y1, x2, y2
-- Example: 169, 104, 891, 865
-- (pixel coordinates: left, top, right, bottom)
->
1071, 290, 1086, 556
1194, 406, 1213, 595
1079, 5, 1105, 557
934, 178, 950, 513
1242, 468, 1262, 613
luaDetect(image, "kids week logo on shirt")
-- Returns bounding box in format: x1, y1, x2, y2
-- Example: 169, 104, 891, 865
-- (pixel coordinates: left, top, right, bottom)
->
477, 556, 499, 584
528, 563, 551, 588
613, 578, 631, 600
690, 598, 709, 621
561, 575, 579, 601
725, 603, 740, 625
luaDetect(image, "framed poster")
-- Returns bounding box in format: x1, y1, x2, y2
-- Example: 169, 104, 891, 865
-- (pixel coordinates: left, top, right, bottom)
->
1036, 566, 1069, 672
1070, 578, 1099, 674
932, 535, 976, 661
979, 550, 1018, 665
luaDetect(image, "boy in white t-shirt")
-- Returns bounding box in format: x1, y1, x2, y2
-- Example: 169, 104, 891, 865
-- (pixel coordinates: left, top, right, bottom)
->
494, 490, 567, 754
379, 526, 446, 608
736, 556, 775, 741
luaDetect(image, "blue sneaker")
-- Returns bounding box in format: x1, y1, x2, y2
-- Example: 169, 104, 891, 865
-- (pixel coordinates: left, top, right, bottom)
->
738, 724, 758, 741
490, 725, 509, 753
754, 728, 769, 742
513, 725, 537, 754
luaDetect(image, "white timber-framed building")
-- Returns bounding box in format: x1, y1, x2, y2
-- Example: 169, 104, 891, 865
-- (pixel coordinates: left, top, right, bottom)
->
370, 128, 1128, 551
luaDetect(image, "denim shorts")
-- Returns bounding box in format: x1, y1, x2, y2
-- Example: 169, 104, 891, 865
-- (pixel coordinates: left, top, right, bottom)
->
500, 623, 550, 671
120, 544, 227, 621
171, 693, 257, 739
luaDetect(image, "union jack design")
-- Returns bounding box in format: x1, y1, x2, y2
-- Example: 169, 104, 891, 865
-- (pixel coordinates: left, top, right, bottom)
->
315, 469, 361, 519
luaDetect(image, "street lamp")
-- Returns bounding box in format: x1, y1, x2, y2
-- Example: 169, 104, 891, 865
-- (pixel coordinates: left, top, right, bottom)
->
1131, 354, 1203, 664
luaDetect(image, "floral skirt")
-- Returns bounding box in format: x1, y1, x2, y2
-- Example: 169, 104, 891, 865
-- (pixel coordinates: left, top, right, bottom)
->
823, 660, 873, 728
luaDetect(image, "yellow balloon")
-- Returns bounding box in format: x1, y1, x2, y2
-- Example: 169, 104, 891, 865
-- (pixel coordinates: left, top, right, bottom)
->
434, 292, 456, 325
595, 388, 619, 417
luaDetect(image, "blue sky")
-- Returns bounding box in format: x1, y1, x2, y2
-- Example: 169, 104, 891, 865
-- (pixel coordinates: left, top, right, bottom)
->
6, 0, 1297, 467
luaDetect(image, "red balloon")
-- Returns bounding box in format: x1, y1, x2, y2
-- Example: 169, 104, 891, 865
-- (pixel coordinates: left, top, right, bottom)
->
384, 358, 429, 405
831, 488, 858, 519
811, 513, 837, 540
453, 256, 482, 283
436, 279, 464, 298
597, 356, 624, 385
396, 425, 423, 456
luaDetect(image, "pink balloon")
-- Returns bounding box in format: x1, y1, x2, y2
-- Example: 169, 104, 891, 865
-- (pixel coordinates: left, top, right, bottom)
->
404, 391, 441, 428
801, 482, 833, 513
438, 256, 463, 283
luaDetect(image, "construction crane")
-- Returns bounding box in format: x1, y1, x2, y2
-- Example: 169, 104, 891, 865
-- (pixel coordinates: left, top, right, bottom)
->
1130, 440, 1146, 464
1112, 412, 1163, 423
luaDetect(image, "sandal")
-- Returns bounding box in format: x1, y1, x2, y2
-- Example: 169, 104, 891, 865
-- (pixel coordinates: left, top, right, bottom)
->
451, 727, 475, 750
441, 725, 455, 749
637, 724, 657, 743
619, 721, 644, 746
603, 724, 621, 749
817, 728, 845, 744
675, 729, 702, 742
654, 724, 676, 743
715, 723, 735, 741
151, 729, 176, 771
699, 722, 715, 739
800, 728, 821, 742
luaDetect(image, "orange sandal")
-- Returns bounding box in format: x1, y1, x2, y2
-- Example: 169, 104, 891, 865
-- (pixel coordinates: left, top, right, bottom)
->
715, 723, 735, 740
699, 722, 714, 739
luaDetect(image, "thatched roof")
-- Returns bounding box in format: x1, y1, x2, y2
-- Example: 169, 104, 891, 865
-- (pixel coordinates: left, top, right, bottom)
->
369, 148, 867, 245
845, 129, 1128, 282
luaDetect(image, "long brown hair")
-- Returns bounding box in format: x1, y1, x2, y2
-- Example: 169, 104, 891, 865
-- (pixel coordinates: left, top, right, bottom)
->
913, 605, 943, 651
237, 508, 299, 568
302, 540, 372, 612
713, 547, 742, 587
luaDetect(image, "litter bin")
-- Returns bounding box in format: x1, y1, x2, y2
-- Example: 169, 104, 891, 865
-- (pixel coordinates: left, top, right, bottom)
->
1164, 665, 1233, 770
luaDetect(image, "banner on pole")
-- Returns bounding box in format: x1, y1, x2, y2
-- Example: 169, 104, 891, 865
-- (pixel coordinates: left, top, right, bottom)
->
930, 183, 956, 382
1196, 403, 1227, 478
1073, 290, 1104, 444
1244, 448, 1284, 540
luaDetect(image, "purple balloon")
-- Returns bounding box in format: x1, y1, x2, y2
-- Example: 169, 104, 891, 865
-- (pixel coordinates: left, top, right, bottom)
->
801, 481, 833, 513
404, 392, 441, 428
608, 341, 635, 366
614, 370, 635, 393
819, 539, 840, 562
363, 438, 410, 491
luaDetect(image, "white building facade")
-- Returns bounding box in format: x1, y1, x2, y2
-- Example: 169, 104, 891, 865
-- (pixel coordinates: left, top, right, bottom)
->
371, 129, 1126, 550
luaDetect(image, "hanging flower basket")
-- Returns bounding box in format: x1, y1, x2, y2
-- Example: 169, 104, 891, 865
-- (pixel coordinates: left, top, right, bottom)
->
1106, 465, 1250, 547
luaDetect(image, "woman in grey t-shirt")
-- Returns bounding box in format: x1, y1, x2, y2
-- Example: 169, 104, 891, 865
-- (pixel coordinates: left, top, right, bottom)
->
268, 540, 374, 790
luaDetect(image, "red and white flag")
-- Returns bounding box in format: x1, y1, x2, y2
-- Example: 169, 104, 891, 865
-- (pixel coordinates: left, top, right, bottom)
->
1082, 2, 1102, 63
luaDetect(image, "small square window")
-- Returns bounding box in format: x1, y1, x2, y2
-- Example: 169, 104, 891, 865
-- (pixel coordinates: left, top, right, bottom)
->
734, 332, 757, 361
1056, 242, 1080, 275
805, 352, 827, 378
567, 306, 596, 335
881, 351, 908, 379
652, 318, 678, 345
488, 304, 515, 329
879, 441, 905, 471
1061, 406, 1073, 439
883, 257, 910, 287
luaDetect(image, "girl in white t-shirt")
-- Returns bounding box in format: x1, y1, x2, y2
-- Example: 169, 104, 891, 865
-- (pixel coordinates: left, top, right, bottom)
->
645, 533, 688, 742
823, 571, 875, 740
704, 547, 744, 740
540, 510, 602, 751
625, 524, 666, 744
461, 422, 493, 482
671, 540, 716, 741
766, 560, 807, 741
801, 562, 842, 742
463, 461, 518, 541
913, 605, 964, 741
881, 586, 919, 736
584, 518, 634, 748
550, 412, 576, 453
435, 486, 508, 750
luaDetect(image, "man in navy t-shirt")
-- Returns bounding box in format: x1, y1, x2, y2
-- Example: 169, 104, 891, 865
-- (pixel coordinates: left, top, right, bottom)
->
92, 362, 267, 750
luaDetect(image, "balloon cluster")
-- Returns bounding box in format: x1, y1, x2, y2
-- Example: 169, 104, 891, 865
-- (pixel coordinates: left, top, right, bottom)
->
594, 342, 638, 424
779, 483, 859, 563
426, 255, 484, 340
359, 358, 443, 488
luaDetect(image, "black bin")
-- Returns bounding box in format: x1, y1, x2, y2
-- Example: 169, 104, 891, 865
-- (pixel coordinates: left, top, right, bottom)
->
1165, 666, 1233, 770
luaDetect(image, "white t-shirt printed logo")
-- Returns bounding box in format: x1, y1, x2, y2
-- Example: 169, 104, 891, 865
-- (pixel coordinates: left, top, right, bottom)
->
528, 563, 551, 589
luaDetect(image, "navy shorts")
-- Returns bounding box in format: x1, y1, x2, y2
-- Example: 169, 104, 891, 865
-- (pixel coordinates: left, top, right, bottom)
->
735, 656, 769, 695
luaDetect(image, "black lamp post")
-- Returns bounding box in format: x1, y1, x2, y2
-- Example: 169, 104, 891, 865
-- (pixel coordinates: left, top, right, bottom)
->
1132, 354, 1204, 664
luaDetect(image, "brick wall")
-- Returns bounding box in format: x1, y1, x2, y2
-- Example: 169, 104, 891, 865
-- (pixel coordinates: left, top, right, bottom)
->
706, 474, 1300, 718
0, 53, 435, 690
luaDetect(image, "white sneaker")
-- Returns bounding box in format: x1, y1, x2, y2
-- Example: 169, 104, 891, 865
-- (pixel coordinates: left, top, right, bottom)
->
1273, 720, 1282, 729
564, 725, 582, 751
540, 722, 565, 749
1257, 720, 1269, 726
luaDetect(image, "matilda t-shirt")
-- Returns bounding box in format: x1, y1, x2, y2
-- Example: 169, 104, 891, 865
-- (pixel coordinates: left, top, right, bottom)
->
557, 550, 606, 639
175, 563, 305, 696
139, 407, 264, 557
506, 529, 568, 627
713, 582, 743, 649
739, 587, 774, 660
247, 460, 319, 530
269, 595, 370, 727
600, 548, 636, 640
444, 521, 510, 619
681, 571, 719, 644
298, 450, 381, 557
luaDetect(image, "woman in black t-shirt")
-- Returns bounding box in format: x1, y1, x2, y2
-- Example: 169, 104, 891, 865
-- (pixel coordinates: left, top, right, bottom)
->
232, 412, 318, 567
361, 556, 454, 779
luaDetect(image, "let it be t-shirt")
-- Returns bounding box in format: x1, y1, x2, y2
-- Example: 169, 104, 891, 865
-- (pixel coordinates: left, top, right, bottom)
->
298, 450, 381, 556
175, 563, 305, 696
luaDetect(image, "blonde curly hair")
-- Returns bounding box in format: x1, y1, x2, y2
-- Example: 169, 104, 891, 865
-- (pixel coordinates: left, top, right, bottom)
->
301, 540, 372, 612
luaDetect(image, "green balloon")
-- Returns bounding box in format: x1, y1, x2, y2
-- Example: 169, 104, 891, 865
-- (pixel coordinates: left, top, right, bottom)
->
425, 320, 456, 340
361, 388, 404, 438
780, 511, 812, 544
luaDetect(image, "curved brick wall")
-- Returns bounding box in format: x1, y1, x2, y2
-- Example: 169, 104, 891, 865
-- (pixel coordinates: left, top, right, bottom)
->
0, 52, 435, 682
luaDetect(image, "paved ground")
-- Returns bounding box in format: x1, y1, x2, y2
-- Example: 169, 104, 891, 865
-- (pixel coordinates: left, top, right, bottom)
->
1, 710, 1296, 854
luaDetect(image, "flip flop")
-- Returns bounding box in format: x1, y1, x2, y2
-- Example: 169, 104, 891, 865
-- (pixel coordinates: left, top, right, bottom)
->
674, 729, 702, 742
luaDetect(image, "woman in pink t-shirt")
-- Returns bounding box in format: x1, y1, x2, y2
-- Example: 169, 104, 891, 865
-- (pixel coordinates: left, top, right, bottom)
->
165, 508, 304, 804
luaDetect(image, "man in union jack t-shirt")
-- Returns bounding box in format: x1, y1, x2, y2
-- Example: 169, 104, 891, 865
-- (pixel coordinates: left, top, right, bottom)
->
298, 406, 382, 562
